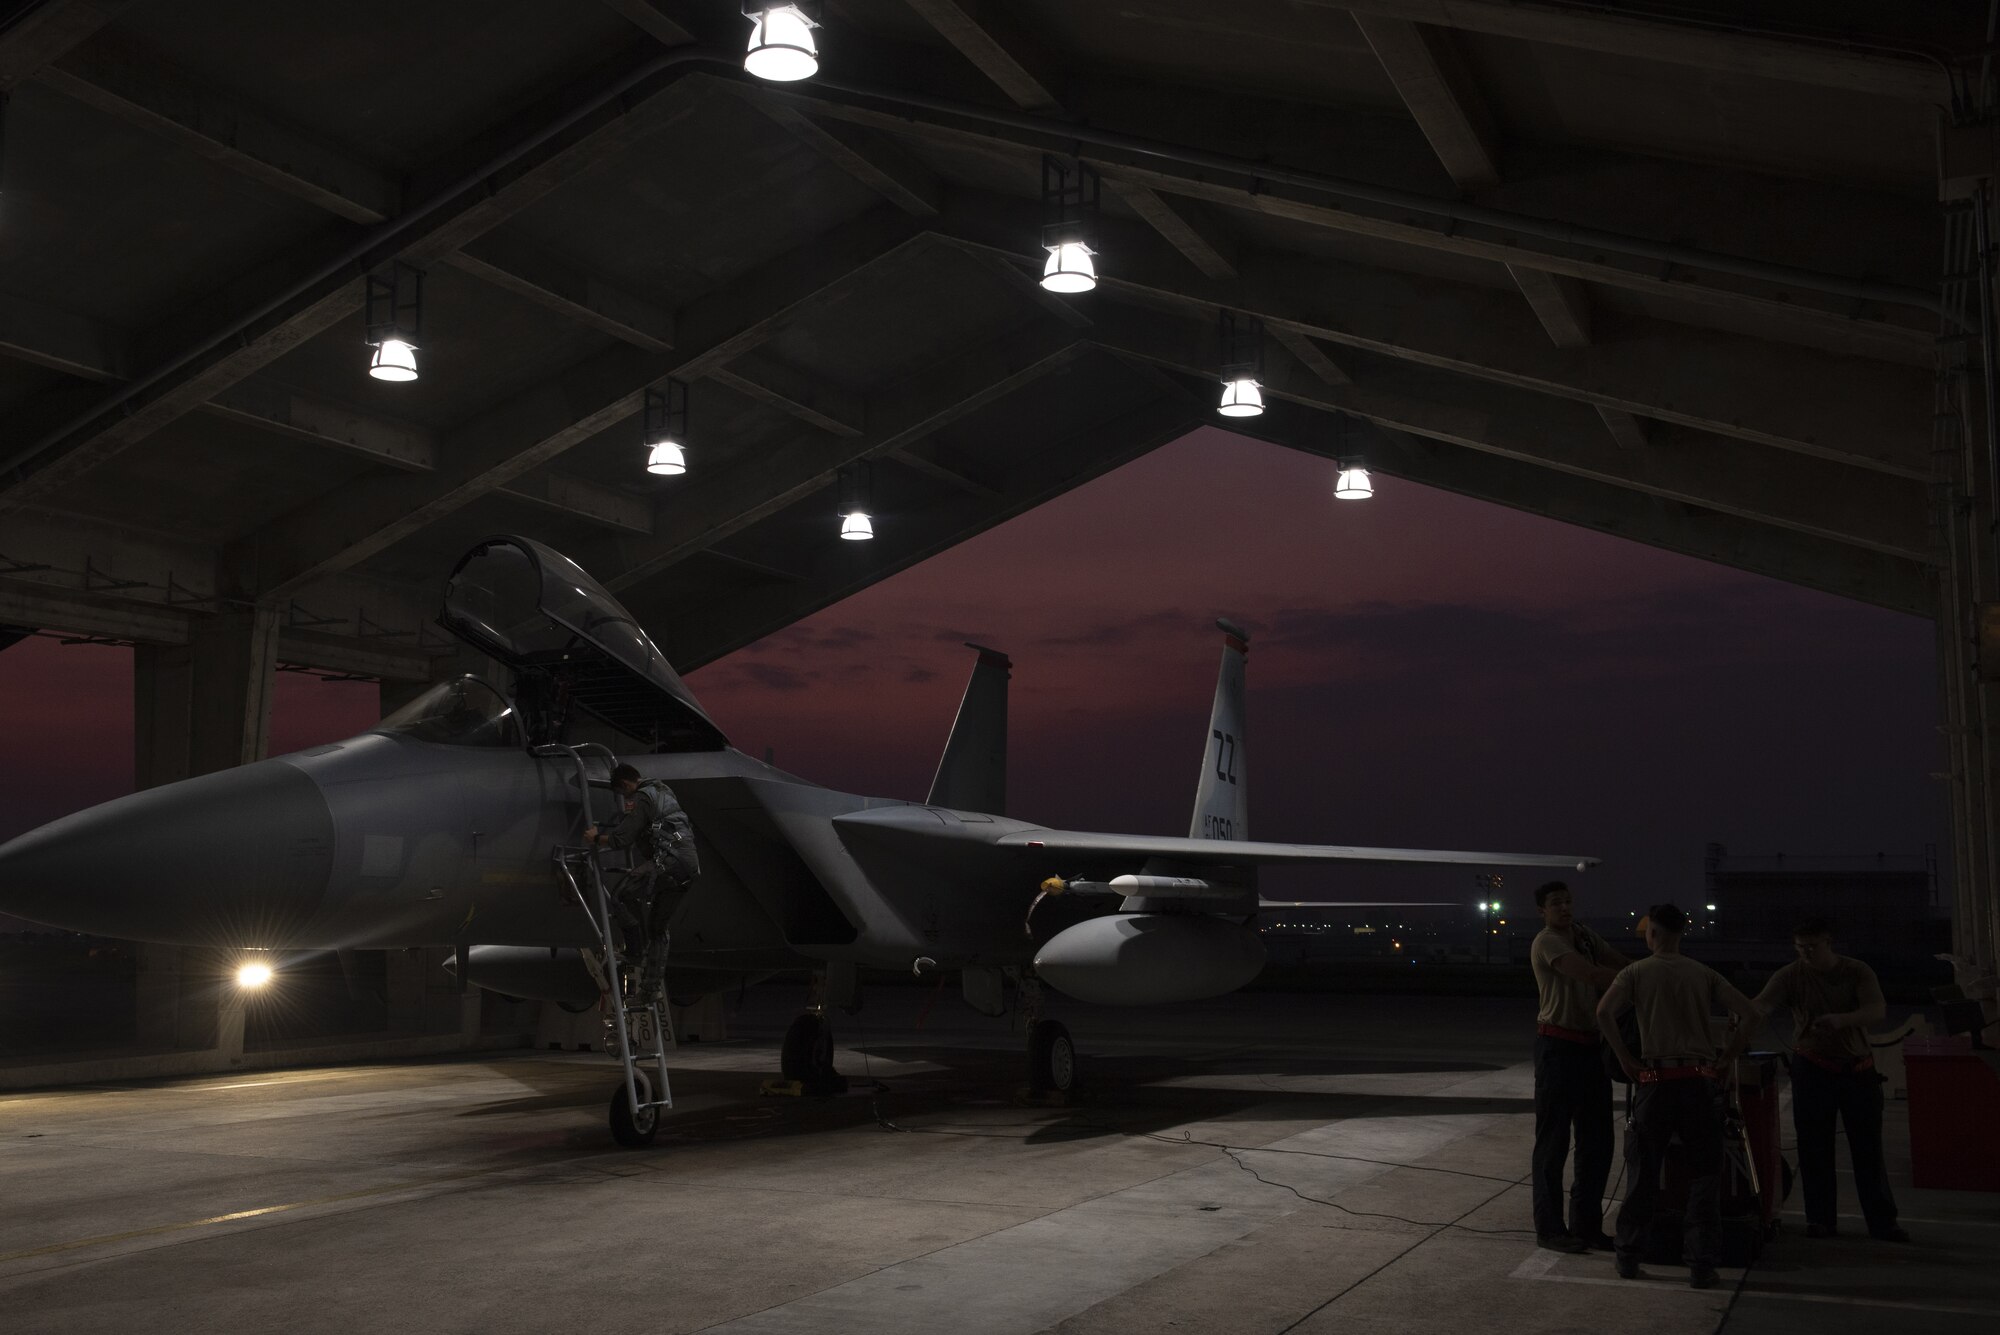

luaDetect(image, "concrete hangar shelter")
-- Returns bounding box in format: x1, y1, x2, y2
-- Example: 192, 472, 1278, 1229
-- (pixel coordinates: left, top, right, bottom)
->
5, 6, 2000, 1334
0, 5, 1996, 1008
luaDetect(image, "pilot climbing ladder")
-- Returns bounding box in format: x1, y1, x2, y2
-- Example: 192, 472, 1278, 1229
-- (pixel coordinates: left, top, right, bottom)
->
538, 742, 673, 1148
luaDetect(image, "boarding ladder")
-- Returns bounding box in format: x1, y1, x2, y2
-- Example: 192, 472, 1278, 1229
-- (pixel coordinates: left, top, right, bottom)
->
536, 742, 673, 1129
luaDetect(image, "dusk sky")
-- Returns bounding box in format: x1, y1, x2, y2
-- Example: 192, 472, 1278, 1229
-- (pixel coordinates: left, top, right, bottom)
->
0, 426, 1944, 920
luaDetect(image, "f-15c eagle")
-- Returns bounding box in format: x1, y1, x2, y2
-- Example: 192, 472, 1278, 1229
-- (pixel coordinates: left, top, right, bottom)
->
0, 536, 1594, 1145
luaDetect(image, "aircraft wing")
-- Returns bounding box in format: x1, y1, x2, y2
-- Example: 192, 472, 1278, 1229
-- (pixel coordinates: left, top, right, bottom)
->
995, 829, 1596, 872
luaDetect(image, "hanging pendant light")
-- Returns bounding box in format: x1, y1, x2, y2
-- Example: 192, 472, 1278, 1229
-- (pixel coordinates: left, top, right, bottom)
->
369, 337, 419, 382
837, 462, 874, 540
1041, 241, 1096, 293
744, 3, 819, 82
643, 381, 689, 476
1216, 311, 1265, 417
1333, 412, 1372, 499
364, 263, 424, 382
1217, 376, 1263, 417
1040, 156, 1100, 294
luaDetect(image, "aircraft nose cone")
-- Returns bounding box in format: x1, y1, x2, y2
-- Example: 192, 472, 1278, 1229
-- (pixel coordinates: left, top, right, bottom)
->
0, 760, 334, 945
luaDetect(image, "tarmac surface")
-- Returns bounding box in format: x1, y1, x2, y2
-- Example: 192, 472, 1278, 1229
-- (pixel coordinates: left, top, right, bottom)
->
1, 987, 1994, 1334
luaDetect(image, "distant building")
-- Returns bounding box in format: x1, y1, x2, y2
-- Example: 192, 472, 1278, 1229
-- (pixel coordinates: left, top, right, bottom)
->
1700, 844, 1948, 971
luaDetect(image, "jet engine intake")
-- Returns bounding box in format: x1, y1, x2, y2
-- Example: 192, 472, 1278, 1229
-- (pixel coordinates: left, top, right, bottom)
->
1033, 913, 1265, 1006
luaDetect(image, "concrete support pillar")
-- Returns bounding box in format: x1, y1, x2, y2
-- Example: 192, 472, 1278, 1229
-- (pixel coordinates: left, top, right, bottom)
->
1933, 181, 2000, 1037
187, 606, 281, 775
130, 609, 278, 1049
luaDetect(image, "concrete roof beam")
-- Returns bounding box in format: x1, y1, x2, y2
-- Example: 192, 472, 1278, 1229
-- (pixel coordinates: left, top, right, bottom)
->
1089, 302, 1932, 563
1354, 14, 1501, 191
36, 32, 403, 223
602, 319, 1089, 592
902, 0, 1067, 112
1315, 0, 1951, 103
933, 191, 1931, 477
0, 64, 708, 518
446, 234, 678, 352
705, 350, 864, 436
233, 209, 924, 597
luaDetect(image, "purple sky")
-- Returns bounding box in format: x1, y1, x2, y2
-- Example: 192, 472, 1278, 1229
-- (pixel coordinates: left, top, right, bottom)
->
0, 427, 1944, 919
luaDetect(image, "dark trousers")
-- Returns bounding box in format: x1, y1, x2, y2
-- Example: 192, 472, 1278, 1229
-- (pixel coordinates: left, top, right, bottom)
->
1615, 1077, 1725, 1267
611, 866, 687, 969
1532, 1035, 1614, 1238
1792, 1059, 1898, 1234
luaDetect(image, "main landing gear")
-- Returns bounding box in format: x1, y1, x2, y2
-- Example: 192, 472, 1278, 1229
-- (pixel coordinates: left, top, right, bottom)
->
1018, 974, 1077, 1096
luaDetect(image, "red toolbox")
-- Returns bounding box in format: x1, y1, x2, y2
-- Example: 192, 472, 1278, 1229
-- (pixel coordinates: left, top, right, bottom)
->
1906, 1036, 2000, 1191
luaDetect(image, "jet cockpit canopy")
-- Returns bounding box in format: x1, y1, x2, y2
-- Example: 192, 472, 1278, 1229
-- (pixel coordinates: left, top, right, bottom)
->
439, 536, 726, 751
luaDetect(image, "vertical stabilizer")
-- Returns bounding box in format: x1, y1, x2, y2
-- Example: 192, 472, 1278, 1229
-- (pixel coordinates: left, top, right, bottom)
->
927, 644, 1010, 814
1190, 619, 1249, 842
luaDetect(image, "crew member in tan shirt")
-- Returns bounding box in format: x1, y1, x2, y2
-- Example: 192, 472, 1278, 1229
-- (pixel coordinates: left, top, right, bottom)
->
1753, 916, 1905, 1242
1599, 903, 1759, 1289
1528, 880, 1630, 1252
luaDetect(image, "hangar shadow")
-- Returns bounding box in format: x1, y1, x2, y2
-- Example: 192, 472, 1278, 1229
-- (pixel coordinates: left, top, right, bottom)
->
443, 1039, 1528, 1159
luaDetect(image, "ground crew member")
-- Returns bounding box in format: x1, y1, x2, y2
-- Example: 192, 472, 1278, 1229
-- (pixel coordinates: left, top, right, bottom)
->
1753, 916, 1907, 1242
1529, 880, 1630, 1253
584, 764, 693, 1002
1599, 902, 1759, 1289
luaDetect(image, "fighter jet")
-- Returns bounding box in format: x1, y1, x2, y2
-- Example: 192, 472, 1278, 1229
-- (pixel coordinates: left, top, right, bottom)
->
0, 536, 1595, 1145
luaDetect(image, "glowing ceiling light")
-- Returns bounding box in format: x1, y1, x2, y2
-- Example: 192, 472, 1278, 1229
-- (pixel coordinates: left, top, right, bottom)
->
646, 440, 686, 475
1040, 241, 1096, 293
364, 262, 424, 383
1334, 465, 1372, 500
1040, 156, 1099, 294
237, 961, 274, 989
1217, 377, 1263, 417
368, 337, 419, 382
836, 460, 873, 540
643, 380, 689, 477
745, 3, 819, 82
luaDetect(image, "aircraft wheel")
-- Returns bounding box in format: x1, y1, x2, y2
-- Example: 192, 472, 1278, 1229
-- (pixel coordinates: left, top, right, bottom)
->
1027, 1019, 1076, 1094
609, 1078, 660, 1148
781, 1012, 836, 1082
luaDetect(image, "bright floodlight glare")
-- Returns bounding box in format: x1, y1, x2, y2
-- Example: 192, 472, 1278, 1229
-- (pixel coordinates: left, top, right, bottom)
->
1217, 377, 1264, 417
839, 510, 873, 540
646, 440, 687, 475
745, 5, 818, 81
237, 961, 274, 989
1041, 241, 1096, 293
369, 337, 419, 382
1334, 466, 1372, 499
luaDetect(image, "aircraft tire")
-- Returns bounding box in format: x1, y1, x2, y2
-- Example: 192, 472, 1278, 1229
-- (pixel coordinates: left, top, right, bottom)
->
1027, 1019, 1076, 1094
609, 1081, 660, 1148
781, 1012, 836, 1082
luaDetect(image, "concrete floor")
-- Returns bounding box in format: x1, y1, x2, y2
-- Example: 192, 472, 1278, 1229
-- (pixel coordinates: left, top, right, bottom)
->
1, 988, 1994, 1334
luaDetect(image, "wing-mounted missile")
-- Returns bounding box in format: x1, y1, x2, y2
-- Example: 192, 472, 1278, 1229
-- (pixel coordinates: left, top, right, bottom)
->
1025, 873, 1248, 933
438, 535, 726, 751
